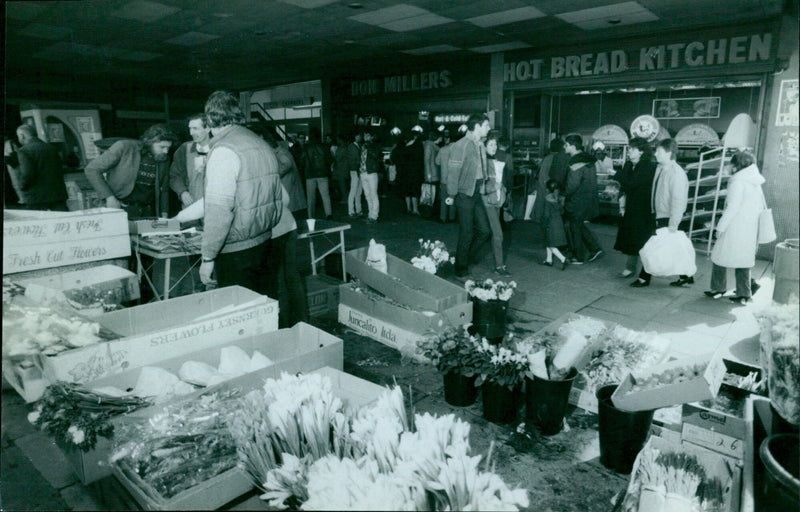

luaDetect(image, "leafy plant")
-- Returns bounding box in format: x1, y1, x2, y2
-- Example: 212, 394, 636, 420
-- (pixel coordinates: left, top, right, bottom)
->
472, 335, 529, 390
417, 326, 481, 377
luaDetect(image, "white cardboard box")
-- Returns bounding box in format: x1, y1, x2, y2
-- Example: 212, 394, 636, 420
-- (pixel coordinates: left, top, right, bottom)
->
40, 286, 278, 383
60, 322, 343, 484
3, 208, 130, 274
611, 351, 726, 411
17, 264, 140, 313
111, 366, 385, 510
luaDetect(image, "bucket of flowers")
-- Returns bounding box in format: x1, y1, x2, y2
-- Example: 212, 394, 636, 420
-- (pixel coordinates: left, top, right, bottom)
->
410, 239, 455, 275
418, 325, 483, 407
473, 334, 528, 424
464, 279, 517, 343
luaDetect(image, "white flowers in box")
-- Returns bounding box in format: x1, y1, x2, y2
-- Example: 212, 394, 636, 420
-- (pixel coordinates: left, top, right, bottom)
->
411, 239, 455, 274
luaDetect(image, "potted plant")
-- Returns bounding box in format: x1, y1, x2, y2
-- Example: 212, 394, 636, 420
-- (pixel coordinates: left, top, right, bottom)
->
464, 279, 517, 343
418, 326, 482, 406
410, 239, 455, 275
473, 335, 528, 424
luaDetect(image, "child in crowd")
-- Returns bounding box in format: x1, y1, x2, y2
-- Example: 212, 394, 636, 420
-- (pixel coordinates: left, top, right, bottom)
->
541, 179, 569, 270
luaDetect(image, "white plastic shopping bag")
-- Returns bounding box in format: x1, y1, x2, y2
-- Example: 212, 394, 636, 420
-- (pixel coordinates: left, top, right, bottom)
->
366, 238, 388, 273
639, 228, 697, 277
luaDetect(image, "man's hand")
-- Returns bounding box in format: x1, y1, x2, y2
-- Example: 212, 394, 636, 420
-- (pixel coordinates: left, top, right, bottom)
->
445, 196, 454, 206
199, 260, 215, 284
180, 191, 194, 209
106, 196, 121, 209
668, 225, 678, 233
619, 207, 625, 216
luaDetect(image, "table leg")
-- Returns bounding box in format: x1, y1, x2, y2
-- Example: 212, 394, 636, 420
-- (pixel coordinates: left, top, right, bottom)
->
164, 258, 171, 300
340, 231, 347, 282
309, 240, 317, 275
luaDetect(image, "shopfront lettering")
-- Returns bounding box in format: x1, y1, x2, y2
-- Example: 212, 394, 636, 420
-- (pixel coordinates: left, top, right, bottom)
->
504, 33, 772, 82
351, 70, 452, 96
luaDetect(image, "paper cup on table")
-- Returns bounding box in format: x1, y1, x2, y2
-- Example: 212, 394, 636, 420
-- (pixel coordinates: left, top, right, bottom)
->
307, 218, 316, 231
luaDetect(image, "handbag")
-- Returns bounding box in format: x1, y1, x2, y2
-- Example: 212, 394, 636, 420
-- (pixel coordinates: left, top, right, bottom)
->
482, 178, 506, 207
757, 191, 777, 244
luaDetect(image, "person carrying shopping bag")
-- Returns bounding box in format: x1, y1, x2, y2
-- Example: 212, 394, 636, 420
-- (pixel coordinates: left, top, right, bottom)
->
705, 150, 769, 304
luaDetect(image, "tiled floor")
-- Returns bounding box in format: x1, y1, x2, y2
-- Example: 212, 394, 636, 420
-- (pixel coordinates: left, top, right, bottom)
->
0, 194, 778, 510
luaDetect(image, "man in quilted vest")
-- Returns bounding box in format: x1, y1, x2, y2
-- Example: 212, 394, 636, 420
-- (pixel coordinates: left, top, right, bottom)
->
198, 91, 283, 296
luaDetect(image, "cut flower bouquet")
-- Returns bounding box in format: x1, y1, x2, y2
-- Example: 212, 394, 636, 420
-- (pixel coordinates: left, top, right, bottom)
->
411, 239, 455, 274
465, 279, 517, 302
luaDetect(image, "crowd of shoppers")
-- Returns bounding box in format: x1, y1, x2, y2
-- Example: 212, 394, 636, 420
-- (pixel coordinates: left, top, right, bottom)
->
3, 96, 769, 316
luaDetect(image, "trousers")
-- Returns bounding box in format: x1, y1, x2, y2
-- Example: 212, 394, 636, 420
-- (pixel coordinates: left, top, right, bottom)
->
454, 185, 491, 274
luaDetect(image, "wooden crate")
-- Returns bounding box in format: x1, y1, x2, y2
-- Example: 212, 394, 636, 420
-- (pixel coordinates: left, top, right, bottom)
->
3, 208, 130, 274
345, 246, 467, 312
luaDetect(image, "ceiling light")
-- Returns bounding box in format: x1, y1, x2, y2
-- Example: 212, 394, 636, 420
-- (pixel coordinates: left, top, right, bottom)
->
254, 30, 269, 36
344, 39, 356, 44
347, 2, 363, 8
213, 12, 234, 18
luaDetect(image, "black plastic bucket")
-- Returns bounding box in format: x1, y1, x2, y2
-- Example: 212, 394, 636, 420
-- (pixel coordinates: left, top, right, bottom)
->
525, 367, 578, 435
482, 381, 520, 424
596, 384, 655, 474
443, 372, 478, 407
760, 434, 800, 510
471, 298, 508, 342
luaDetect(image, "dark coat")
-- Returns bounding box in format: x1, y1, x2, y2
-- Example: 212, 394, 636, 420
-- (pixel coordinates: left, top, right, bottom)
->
300, 142, 330, 179
13, 137, 68, 205
543, 195, 567, 247
392, 137, 425, 197
533, 151, 570, 222
614, 158, 657, 255
564, 152, 598, 220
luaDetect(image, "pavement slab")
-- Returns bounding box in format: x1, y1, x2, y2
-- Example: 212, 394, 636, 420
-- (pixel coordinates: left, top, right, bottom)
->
13, 432, 78, 490
0, 444, 70, 511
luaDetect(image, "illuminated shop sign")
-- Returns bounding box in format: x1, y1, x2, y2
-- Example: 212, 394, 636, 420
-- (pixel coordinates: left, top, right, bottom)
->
433, 114, 470, 124
351, 70, 452, 96
504, 33, 772, 83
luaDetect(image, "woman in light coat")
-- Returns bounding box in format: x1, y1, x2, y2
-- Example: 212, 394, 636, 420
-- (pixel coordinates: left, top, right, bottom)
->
705, 151, 766, 304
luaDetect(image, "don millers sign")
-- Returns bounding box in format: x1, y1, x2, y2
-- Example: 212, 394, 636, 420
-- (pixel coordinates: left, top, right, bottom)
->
504, 32, 773, 86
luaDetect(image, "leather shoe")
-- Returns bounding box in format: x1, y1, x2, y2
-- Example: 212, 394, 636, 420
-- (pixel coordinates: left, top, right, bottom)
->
539, 260, 553, 267
630, 278, 649, 287
669, 276, 695, 287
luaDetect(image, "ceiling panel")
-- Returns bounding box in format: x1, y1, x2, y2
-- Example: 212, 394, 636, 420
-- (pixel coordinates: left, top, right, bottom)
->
4, 0, 786, 96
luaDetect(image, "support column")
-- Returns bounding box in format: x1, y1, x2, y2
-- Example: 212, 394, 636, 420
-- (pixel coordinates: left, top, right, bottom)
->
489, 53, 505, 132
758, 1, 799, 258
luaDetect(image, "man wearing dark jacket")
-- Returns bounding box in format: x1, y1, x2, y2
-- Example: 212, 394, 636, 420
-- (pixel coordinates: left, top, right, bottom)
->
563, 134, 603, 264
300, 130, 333, 219
9, 124, 68, 210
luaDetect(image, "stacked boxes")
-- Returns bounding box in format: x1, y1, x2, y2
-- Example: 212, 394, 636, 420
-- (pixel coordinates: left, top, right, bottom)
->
338, 247, 472, 354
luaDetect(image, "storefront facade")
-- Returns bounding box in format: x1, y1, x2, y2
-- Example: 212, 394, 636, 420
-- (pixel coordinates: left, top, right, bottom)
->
328, 58, 490, 142
491, 18, 797, 250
